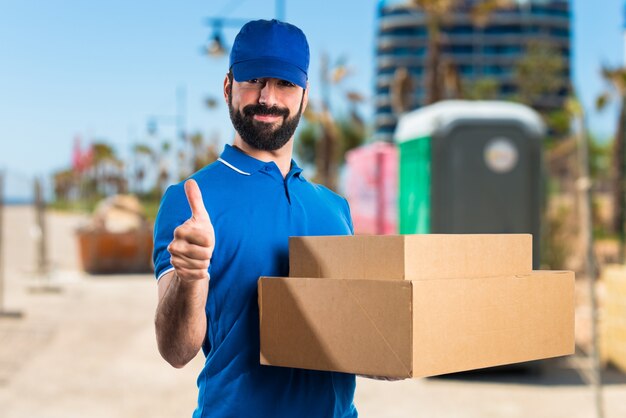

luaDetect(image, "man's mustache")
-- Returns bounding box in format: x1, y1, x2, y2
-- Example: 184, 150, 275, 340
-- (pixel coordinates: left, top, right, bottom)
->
243, 104, 289, 118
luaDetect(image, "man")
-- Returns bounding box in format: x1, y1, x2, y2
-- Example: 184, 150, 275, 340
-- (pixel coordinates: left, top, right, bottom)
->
153, 20, 358, 417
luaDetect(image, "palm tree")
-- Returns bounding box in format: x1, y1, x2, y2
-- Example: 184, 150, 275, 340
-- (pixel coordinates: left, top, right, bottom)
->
132, 143, 155, 195
512, 39, 570, 140
189, 132, 219, 173
52, 168, 76, 202
409, 0, 454, 104
297, 53, 367, 191
597, 67, 626, 261
514, 40, 567, 108
157, 141, 171, 198
409, 0, 514, 104
91, 142, 117, 197
88, 141, 128, 197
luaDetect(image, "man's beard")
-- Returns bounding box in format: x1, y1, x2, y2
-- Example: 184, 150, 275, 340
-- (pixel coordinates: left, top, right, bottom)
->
228, 92, 303, 152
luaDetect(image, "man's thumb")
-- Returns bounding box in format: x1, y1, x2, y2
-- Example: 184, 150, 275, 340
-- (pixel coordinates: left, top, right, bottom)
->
184, 179, 210, 222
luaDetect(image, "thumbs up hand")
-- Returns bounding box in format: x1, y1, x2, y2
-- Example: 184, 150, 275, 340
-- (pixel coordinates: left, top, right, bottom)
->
168, 179, 215, 282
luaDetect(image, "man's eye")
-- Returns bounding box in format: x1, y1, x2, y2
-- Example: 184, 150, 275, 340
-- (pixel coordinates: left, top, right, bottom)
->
247, 79, 260, 84
279, 81, 296, 88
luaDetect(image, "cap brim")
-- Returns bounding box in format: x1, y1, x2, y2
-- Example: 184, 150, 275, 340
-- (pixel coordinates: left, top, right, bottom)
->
231, 57, 307, 89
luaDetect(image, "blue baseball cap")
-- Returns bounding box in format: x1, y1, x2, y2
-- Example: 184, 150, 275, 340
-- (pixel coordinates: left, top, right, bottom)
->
229, 19, 309, 89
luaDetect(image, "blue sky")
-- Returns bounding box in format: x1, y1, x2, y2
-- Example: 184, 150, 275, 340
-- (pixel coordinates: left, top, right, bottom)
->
0, 0, 623, 199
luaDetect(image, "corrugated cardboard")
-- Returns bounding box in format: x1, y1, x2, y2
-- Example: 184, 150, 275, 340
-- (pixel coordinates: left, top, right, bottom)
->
259, 271, 575, 378
289, 234, 532, 280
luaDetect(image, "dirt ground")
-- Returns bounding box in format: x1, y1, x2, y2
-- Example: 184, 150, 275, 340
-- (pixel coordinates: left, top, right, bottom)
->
1, 206, 626, 418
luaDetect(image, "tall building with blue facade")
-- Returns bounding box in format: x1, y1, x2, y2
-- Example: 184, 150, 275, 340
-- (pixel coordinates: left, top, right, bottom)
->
375, 0, 571, 142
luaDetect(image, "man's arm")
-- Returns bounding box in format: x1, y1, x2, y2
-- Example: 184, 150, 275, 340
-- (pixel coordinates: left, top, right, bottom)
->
154, 179, 214, 368
155, 271, 208, 368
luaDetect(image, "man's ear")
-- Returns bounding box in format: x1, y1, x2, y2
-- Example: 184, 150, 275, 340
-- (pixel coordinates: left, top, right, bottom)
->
223, 74, 231, 103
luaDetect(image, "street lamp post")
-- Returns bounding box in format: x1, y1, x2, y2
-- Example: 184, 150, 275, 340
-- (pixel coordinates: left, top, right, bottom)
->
146, 86, 188, 187
203, 17, 249, 58
275, 0, 285, 21
203, 0, 287, 57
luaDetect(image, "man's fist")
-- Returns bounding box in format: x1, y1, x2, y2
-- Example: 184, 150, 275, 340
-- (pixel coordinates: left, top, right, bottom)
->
168, 179, 215, 282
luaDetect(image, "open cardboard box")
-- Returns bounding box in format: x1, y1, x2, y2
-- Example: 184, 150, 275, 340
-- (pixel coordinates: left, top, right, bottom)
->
259, 234, 575, 378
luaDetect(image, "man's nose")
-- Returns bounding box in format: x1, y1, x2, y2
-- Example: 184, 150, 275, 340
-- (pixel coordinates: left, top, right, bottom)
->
258, 81, 278, 107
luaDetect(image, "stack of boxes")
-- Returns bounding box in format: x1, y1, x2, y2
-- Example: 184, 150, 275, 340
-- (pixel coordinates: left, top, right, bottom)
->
258, 234, 574, 378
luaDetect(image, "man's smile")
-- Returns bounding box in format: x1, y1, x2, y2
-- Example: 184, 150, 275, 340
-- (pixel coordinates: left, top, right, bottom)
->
253, 114, 282, 123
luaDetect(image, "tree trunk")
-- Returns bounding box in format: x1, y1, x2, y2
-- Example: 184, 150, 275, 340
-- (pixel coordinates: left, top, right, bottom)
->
612, 98, 626, 262
425, 18, 443, 105
575, 108, 605, 418
316, 112, 337, 192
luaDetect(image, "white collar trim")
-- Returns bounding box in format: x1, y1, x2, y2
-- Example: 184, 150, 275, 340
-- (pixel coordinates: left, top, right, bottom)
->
218, 157, 251, 176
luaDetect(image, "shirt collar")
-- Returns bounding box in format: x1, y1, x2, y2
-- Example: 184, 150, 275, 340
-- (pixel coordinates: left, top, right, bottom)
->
218, 144, 304, 179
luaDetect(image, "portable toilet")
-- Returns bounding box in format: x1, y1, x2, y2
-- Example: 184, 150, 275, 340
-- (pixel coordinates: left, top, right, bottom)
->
345, 141, 398, 235
395, 100, 545, 268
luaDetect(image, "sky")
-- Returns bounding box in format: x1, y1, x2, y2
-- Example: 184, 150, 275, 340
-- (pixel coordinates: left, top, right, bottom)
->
0, 0, 623, 200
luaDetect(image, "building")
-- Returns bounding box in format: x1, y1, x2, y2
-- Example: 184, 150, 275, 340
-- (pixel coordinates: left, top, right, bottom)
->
374, 0, 572, 142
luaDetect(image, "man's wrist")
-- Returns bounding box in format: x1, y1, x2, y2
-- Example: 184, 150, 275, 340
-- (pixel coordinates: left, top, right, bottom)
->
174, 270, 210, 286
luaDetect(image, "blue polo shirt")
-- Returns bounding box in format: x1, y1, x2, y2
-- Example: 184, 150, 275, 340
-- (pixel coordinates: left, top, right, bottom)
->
153, 144, 358, 418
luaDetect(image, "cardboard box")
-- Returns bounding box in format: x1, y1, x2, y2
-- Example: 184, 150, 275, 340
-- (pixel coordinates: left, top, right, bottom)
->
289, 234, 532, 280
259, 271, 575, 378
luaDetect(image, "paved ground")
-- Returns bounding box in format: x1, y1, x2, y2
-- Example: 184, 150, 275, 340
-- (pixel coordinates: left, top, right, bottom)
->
1, 206, 626, 417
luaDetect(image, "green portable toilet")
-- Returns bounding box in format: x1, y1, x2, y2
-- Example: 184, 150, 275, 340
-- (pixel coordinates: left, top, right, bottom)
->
396, 100, 545, 268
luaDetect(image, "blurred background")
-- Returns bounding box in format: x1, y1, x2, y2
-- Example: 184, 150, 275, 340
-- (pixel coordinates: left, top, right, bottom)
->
2, 0, 626, 417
